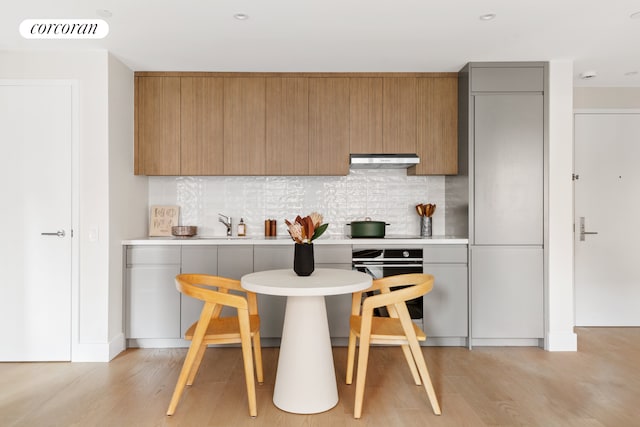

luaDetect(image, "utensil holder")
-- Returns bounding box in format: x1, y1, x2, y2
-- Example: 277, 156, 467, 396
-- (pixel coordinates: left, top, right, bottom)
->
420, 216, 432, 237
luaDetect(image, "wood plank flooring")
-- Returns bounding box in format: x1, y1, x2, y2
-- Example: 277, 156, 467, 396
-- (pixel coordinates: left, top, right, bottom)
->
1, 328, 639, 426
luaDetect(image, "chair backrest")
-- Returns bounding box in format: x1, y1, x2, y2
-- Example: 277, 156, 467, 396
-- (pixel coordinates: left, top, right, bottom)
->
175, 274, 259, 317
351, 273, 434, 318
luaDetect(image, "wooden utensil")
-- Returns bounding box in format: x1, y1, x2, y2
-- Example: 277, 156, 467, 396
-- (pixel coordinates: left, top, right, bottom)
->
416, 204, 423, 216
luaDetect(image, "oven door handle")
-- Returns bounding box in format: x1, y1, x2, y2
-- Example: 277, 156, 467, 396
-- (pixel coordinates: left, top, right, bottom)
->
353, 258, 423, 262
353, 263, 423, 268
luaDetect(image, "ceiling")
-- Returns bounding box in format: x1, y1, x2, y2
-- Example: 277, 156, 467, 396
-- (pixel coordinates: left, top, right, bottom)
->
2, 1, 640, 87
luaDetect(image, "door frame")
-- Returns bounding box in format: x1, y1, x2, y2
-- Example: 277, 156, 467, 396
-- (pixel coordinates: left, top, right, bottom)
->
573, 108, 640, 325
1, 79, 79, 360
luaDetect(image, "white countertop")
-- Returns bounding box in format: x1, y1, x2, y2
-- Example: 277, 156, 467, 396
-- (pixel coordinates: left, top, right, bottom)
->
122, 235, 468, 245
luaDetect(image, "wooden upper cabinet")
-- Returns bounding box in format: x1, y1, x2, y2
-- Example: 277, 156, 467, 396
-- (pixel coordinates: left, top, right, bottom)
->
136, 76, 181, 175
349, 78, 383, 154
265, 78, 309, 175
383, 77, 417, 154
411, 77, 458, 175
134, 72, 457, 176
180, 77, 224, 175
223, 77, 266, 175
309, 78, 350, 175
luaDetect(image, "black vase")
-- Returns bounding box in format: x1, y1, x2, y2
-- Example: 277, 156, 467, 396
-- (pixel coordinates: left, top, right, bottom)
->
294, 243, 315, 276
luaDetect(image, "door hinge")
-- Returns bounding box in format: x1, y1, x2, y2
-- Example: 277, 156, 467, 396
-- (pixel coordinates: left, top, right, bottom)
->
572, 173, 579, 181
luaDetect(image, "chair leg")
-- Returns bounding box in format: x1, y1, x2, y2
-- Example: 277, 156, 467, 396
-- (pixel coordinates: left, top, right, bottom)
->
252, 331, 264, 384
186, 342, 207, 386
407, 338, 441, 415
353, 331, 371, 419
239, 315, 257, 417
167, 335, 206, 416
400, 344, 422, 386
346, 331, 357, 385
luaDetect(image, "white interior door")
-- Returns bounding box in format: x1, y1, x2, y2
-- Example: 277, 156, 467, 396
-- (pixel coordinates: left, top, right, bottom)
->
0, 84, 72, 361
574, 112, 640, 326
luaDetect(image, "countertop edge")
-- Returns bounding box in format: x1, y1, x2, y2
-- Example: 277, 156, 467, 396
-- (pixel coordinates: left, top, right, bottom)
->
122, 236, 469, 246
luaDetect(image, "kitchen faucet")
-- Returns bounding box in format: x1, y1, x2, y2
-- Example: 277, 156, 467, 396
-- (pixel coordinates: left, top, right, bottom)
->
218, 213, 232, 236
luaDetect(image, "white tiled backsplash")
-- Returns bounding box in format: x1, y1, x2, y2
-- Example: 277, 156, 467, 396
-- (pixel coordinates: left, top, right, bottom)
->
148, 169, 444, 237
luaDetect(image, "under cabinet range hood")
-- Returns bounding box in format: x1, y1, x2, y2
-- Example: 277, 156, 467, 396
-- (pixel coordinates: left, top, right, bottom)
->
349, 153, 420, 169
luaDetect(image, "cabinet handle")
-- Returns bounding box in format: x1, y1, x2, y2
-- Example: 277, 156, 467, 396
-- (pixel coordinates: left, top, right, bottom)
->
353, 263, 423, 268
41, 230, 65, 237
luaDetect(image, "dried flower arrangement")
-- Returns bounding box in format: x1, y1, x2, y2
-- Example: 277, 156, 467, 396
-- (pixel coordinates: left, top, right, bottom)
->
285, 212, 328, 244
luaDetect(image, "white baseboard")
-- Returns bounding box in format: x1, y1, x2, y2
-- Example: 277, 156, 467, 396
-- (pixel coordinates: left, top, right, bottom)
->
545, 331, 578, 351
109, 333, 126, 360
71, 333, 126, 362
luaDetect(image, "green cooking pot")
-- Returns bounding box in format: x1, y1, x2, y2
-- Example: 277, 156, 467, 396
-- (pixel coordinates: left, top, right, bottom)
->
348, 218, 389, 238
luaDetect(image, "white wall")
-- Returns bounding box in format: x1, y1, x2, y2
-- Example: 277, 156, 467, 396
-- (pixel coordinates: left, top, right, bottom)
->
148, 171, 446, 238
0, 49, 143, 361
107, 54, 146, 359
546, 60, 577, 351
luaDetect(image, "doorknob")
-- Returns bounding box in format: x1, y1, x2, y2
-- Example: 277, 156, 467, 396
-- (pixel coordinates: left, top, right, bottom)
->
579, 217, 598, 241
41, 230, 65, 237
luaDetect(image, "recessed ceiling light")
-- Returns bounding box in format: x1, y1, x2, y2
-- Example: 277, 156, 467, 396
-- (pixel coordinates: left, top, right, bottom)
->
234, 13, 249, 20
630, 11, 640, 19
96, 9, 112, 18
479, 13, 496, 21
579, 70, 598, 79
624, 71, 639, 76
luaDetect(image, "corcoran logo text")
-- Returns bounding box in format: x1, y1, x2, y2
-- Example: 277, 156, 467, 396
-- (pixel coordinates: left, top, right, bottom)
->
20, 19, 109, 39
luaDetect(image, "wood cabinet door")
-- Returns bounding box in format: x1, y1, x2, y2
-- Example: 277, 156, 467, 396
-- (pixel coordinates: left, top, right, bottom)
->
413, 77, 458, 175
265, 77, 309, 175
349, 77, 383, 154
309, 78, 350, 175
383, 77, 416, 154
180, 77, 224, 175
223, 77, 266, 175
136, 76, 181, 175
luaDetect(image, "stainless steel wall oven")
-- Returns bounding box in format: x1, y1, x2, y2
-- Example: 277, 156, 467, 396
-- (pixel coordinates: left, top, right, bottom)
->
352, 248, 423, 323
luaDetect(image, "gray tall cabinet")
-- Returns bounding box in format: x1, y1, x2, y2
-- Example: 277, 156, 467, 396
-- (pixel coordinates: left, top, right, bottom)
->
447, 63, 546, 346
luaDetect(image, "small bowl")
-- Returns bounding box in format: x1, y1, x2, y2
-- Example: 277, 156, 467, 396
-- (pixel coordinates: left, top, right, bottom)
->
171, 226, 198, 238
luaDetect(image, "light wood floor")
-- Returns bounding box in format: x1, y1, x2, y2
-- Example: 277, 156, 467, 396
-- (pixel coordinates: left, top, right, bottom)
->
1, 328, 639, 427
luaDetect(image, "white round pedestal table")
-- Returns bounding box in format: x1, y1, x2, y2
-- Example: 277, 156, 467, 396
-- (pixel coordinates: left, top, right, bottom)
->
241, 268, 371, 414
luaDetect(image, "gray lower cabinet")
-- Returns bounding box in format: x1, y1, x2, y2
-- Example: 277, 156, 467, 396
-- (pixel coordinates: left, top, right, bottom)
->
422, 263, 468, 338
125, 243, 470, 346
471, 246, 543, 339
180, 246, 218, 333
315, 245, 353, 339
217, 245, 254, 318
253, 245, 291, 338
421, 245, 468, 339
125, 246, 181, 339
217, 246, 254, 279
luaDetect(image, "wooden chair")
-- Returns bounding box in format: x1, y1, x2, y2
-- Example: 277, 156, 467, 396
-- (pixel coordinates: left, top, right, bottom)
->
346, 273, 441, 418
167, 274, 264, 417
